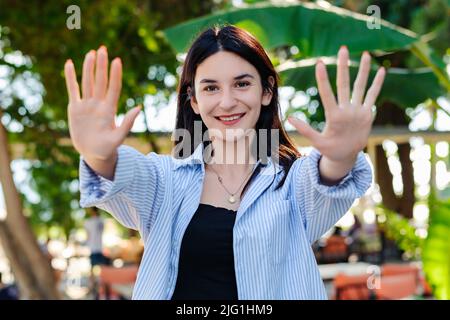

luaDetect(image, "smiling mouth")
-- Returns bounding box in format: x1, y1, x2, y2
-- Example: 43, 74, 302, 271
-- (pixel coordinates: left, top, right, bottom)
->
214, 113, 246, 125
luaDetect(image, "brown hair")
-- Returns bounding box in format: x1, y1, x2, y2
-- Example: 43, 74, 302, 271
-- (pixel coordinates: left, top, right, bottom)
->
174, 25, 300, 194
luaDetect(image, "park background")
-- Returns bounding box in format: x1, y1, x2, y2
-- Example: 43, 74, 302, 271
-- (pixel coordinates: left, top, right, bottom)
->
0, 0, 449, 300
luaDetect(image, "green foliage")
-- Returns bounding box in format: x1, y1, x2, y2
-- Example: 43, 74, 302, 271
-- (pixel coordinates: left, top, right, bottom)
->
375, 206, 424, 260
422, 196, 450, 299
163, 2, 418, 55
279, 60, 444, 111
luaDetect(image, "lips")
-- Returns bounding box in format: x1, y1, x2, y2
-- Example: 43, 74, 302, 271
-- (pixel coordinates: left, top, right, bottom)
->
214, 112, 246, 125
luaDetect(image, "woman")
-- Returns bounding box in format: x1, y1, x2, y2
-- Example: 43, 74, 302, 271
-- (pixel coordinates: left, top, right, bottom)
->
64, 25, 385, 300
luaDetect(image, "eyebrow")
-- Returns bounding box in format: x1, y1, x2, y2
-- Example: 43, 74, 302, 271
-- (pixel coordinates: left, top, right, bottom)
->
199, 73, 255, 84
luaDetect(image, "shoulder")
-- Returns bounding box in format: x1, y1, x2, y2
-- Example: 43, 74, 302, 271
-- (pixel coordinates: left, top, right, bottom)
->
278, 154, 307, 183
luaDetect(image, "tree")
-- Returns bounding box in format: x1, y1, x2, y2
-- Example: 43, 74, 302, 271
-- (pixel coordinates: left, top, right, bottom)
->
0, 109, 60, 299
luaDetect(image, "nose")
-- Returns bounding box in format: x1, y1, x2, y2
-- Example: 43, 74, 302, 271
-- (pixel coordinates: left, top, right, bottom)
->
219, 87, 238, 110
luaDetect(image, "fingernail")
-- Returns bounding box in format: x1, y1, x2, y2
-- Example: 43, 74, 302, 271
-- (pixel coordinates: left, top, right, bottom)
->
340, 45, 347, 50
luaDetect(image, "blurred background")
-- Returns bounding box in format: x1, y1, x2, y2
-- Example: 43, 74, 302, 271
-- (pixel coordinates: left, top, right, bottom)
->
0, 0, 449, 300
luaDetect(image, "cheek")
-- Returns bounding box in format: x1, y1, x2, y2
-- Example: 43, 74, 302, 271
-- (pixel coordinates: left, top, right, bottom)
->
241, 93, 263, 118
194, 99, 217, 127
194, 97, 215, 116
196, 89, 263, 118
241, 88, 264, 108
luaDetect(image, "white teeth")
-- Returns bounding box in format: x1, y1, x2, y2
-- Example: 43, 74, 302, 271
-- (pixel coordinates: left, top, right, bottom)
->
218, 114, 243, 121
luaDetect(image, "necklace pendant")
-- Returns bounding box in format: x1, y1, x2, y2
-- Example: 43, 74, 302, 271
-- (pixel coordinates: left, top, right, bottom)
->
228, 195, 236, 204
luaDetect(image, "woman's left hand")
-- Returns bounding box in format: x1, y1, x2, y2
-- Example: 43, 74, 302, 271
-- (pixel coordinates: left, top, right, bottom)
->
288, 46, 385, 163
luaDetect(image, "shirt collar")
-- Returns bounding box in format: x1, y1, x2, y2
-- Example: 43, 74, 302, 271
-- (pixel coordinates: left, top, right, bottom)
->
172, 143, 205, 170
172, 142, 283, 174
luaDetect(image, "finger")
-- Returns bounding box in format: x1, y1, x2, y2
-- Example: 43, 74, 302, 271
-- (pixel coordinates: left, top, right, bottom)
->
315, 60, 338, 114
64, 59, 80, 103
82, 50, 96, 99
106, 58, 122, 110
288, 116, 321, 144
337, 46, 350, 106
93, 46, 108, 99
351, 51, 371, 106
115, 105, 142, 140
363, 67, 386, 109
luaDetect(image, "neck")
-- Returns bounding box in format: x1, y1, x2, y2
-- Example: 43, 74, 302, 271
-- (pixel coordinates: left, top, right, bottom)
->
206, 134, 257, 176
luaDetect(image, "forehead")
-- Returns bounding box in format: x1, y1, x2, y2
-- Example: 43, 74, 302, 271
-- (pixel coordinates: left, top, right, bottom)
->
195, 51, 259, 82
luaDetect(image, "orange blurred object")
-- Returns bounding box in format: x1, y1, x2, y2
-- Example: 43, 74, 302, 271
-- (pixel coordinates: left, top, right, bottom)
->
381, 263, 432, 297
334, 273, 372, 300
98, 265, 138, 299
334, 263, 431, 300
321, 235, 349, 263
375, 272, 418, 299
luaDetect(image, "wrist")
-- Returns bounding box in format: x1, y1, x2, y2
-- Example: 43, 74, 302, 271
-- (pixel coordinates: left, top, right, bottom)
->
83, 151, 118, 181
318, 154, 357, 186
83, 149, 118, 163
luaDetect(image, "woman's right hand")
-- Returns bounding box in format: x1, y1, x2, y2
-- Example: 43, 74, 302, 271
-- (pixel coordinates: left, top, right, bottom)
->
64, 46, 141, 162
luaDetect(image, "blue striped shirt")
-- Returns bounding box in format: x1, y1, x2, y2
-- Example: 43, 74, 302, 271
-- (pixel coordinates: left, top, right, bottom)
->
79, 142, 372, 299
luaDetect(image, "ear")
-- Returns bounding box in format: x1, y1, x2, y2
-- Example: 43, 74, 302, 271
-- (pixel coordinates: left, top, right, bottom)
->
187, 86, 200, 114
262, 76, 275, 106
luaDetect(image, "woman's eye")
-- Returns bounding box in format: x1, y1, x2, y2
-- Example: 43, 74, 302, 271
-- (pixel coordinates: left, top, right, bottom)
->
236, 81, 250, 88
204, 86, 218, 92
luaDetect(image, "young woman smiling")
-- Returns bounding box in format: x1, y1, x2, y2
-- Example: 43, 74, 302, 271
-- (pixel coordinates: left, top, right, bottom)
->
64, 25, 385, 300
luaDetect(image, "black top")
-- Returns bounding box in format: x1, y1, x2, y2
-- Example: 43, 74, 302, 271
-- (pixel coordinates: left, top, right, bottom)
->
171, 203, 238, 300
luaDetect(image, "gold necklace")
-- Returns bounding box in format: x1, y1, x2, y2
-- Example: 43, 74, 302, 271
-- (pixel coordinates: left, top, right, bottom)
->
208, 165, 255, 204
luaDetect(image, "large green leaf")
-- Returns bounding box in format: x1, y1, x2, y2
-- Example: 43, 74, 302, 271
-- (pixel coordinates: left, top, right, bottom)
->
278, 58, 444, 110
411, 42, 450, 93
163, 2, 418, 56
422, 199, 450, 300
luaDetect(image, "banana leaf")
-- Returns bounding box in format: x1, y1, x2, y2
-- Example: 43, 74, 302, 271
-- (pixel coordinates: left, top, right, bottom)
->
278, 58, 444, 110
163, 2, 418, 56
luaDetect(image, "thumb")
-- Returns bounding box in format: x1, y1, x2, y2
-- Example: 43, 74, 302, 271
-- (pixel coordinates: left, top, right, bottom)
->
116, 105, 142, 140
287, 116, 321, 143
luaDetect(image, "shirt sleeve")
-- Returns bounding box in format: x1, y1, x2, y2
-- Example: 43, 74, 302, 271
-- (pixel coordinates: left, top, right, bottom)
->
292, 148, 373, 243
79, 145, 167, 240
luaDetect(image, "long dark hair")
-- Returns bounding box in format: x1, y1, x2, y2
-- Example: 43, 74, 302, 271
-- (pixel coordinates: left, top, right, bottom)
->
174, 24, 300, 194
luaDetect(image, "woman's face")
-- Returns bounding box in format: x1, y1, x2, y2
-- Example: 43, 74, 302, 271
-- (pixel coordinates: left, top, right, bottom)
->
190, 51, 273, 142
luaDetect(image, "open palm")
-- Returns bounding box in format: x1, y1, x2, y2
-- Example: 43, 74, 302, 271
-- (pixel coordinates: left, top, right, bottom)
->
64, 46, 141, 161
288, 46, 385, 162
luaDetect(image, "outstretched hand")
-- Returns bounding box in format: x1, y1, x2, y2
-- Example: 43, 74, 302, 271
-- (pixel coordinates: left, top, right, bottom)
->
64, 46, 141, 161
288, 46, 385, 163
